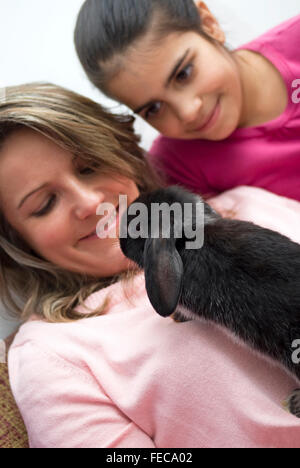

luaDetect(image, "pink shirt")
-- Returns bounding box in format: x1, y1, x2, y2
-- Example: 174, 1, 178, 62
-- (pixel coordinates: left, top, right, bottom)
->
149, 15, 300, 201
8, 186, 300, 448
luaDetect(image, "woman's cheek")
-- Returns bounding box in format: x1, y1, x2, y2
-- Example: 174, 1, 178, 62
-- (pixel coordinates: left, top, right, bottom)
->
27, 218, 72, 253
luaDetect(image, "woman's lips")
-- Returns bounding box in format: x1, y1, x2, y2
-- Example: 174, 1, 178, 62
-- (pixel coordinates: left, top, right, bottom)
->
195, 98, 221, 133
80, 231, 98, 242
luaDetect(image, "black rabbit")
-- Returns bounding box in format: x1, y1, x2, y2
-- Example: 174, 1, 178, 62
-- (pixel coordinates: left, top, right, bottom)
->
119, 186, 300, 393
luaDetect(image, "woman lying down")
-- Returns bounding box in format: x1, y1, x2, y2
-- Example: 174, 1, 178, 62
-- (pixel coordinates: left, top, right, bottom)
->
0, 83, 299, 449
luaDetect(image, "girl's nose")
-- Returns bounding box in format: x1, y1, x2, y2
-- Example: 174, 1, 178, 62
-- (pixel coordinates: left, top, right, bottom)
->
73, 183, 105, 220
176, 97, 203, 126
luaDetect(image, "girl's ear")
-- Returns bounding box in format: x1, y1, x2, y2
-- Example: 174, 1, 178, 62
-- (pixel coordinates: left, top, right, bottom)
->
196, 1, 226, 44
143, 237, 183, 318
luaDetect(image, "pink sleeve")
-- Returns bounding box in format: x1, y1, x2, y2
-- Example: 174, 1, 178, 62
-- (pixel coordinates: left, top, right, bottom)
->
8, 341, 156, 449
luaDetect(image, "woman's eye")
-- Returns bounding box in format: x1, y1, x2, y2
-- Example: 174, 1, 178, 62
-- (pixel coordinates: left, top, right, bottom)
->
78, 166, 95, 175
73, 156, 98, 176
33, 195, 57, 218
176, 64, 194, 83
145, 102, 162, 120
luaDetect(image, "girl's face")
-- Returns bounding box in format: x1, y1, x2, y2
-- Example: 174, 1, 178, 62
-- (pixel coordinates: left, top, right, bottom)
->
107, 30, 243, 141
0, 129, 139, 277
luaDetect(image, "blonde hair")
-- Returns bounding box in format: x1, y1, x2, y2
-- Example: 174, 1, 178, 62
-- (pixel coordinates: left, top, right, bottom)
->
0, 82, 162, 323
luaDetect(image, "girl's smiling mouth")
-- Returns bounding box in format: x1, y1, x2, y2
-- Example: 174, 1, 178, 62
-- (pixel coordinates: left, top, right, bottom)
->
194, 96, 221, 134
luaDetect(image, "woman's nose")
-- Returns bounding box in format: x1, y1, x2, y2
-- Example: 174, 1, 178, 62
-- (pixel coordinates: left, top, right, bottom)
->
72, 183, 105, 220
175, 97, 203, 125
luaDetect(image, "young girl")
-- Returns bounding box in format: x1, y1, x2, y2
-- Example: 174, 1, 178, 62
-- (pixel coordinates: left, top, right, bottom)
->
2, 83, 300, 448
74, 0, 300, 201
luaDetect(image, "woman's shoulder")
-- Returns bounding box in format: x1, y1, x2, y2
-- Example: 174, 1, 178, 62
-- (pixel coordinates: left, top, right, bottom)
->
8, 317, 79, 373
8, 272, 148, 365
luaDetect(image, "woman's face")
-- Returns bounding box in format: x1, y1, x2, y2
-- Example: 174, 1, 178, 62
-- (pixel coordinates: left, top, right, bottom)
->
106, 30, 243, 141
0, 129, 139, 277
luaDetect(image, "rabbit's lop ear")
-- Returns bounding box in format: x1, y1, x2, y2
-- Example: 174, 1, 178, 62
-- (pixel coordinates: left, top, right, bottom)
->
143, 237, 183, 317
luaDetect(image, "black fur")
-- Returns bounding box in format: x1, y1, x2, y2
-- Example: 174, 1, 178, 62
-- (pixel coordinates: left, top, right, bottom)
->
120, 186, 300, 385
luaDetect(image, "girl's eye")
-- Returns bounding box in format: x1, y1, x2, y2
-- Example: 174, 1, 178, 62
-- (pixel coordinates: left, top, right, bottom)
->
33, 195, 57, 218
145, 102, 162, 120
176, 64, 194, 83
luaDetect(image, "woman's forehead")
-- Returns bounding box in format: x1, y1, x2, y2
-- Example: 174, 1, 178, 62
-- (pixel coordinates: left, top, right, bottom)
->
0, 130, 68, 202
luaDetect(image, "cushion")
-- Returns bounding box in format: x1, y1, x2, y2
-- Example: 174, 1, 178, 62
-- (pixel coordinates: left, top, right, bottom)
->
0, 338, 29, 449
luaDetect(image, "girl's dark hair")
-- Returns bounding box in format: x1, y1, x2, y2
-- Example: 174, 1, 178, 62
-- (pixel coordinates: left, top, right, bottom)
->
74, 0, 212, 94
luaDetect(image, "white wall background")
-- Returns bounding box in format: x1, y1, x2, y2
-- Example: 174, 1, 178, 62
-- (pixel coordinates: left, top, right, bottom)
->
0, 0, 299, 338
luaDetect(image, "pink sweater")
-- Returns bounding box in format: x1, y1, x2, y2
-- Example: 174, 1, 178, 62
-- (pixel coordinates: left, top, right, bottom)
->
8, 186, 300, 448
150, 15, 300, 201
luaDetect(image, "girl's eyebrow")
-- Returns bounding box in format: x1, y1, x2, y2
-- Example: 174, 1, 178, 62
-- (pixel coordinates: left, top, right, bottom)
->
133, 48, 191, 114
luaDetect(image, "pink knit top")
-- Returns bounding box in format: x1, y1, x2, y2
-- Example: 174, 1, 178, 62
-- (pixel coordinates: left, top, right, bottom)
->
8, 186, 300, 448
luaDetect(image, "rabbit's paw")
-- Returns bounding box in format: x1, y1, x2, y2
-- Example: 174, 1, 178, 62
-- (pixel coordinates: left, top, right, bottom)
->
282, 389, 300, 418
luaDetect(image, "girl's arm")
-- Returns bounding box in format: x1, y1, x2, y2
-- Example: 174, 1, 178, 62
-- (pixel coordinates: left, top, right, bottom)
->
8, 341, 156, 448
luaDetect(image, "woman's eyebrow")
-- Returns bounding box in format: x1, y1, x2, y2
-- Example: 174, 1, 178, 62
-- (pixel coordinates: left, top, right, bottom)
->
18, 183, 48, 210
133, 48, 191, 114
